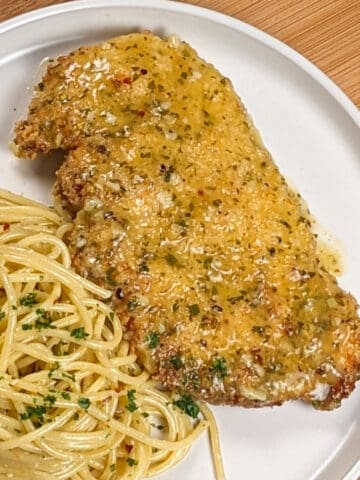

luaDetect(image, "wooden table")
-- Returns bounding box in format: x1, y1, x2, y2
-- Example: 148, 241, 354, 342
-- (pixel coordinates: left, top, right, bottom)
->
1, 0, 359, 107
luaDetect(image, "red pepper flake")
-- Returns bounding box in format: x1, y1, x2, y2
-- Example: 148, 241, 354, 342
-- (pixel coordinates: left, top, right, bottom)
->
138, 111, 145, 118
112, 75, 133, 88
115, 382, 125, 393
125, 444, 133, 453
2, 223, 10, 231
197, 190, 204, 196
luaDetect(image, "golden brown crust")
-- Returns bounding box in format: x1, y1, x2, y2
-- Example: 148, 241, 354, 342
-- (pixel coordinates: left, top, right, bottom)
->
13, 32, 360, 409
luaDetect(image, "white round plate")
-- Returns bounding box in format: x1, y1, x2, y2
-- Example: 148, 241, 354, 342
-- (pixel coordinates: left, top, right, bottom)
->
1, 1, 359, 479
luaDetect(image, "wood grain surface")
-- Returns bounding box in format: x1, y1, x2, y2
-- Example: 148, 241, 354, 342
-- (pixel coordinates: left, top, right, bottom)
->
1, 0, 359, 107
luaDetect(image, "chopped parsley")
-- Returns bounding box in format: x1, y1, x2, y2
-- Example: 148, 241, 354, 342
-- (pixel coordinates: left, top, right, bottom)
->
126, 458, 138, 467
163, 165, 175, 182
19, 292, 38, 307
110, 464, 116, 472
165, 253, 178, 266
70, 327, 89, 340
251, 325, 265, 336
78, 397, 90, 410
34, 308, 55, 330
22, 323, 33, 331
187, 304, 200, 317
43, 395, 57, 407
174, 394, 199, 419
126, 389, 138, 412
203, 257, 213, 269
20, 405, 47, 423
210, 357, 228, 378
35, 318, 55, 331
172, 301, 180, 312
146, 331, 160, 349
227, 295, 244, 305
48, 362, 60, 378
169, 355, 184, 370
61, 392, 71, 400
20, 308, 55, 331
105, 267, 118, 286
127, 297, 140, 312
139, 261, 149, 273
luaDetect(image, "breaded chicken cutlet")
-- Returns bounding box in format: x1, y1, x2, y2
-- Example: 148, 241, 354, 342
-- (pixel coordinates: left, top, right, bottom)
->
14, 32, 360, 409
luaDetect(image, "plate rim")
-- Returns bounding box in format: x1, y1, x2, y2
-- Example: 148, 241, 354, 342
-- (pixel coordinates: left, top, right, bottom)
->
0, 0, 359, 127
0, 1, 359, 479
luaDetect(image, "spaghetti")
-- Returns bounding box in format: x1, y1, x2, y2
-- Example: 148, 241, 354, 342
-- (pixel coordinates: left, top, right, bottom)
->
0, 188, 225, 480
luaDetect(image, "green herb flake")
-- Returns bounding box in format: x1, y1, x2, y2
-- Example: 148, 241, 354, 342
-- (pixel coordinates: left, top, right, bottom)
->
22, 323, 33, 331
146, 331, 160, 349
169, 355, 184, 370
279, 219, 291, 229
105, 267, 118, 286
165, 253, 178, 266
78, 397, 90, 410
19, 292, 38, 307
176, 219, 187, 229
139, 261, 149, 273
126, 458, 138, 467
203, 257, 212, 269
61, 392, 71, 400
174, 394, 199, 418
110, 464, 116, 472
0, 310, 4, 321
227, 295, 244, 305
48, 362, 60, 379
187, 304, 200, 317
35, 317, 55, 330
126, 389, 138, 412
73, 412, 80, 421
70, 327, 89, 340
212, 199, 222, 207
211, 286, 218, 295
20, 405, 47, 423
210, 357, 228, 378
62, 372, 75, 381
172, 301, 180, 312
127, 297, 140, 312
251, 325, 265, 336
141, 412, 149, 418
43, 395, 56, 407
33, 308, 55, 330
